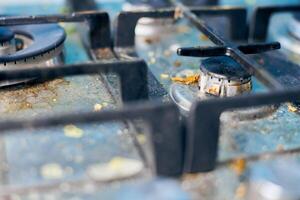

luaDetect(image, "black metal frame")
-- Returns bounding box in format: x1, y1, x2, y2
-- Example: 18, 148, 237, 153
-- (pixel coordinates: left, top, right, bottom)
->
0, 60, 148, 102
115, 6, 248, 47
250, 5, 300, 41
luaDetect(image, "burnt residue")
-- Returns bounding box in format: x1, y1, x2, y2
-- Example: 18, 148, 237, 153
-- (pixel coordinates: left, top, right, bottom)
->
0, 79, 69, 113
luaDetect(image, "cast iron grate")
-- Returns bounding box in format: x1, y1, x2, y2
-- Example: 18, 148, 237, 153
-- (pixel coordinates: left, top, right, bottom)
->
0, 1, 300, 181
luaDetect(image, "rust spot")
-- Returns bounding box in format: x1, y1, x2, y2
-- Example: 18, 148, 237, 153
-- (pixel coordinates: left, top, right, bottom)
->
0, 78, 69, 113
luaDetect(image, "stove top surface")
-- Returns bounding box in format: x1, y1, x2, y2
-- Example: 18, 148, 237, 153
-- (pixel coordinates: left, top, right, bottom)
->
1, 0, 300, 200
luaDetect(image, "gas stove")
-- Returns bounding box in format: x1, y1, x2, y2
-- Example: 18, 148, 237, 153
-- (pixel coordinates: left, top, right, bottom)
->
1, 0, 300, 199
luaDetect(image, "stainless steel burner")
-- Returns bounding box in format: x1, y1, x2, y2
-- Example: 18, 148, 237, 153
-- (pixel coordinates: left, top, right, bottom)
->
0, 24, 66, 86
123, 1, 176, 39
198, 56, 252, 97
170, 57, 277, 120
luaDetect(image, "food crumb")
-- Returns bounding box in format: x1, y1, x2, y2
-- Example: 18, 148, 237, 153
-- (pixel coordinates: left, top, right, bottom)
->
199, 33, 209, 41
160, 73, 170, 79
230, 158, 246, 175
173, 60, 182, 67
171, 74, 200, 85
64, 125, 83, 138
87, 157, 143, 181
41, 163, 64, 179
94, 103, 103, 112
288, 103, 298, 112
149, 57, 156, 64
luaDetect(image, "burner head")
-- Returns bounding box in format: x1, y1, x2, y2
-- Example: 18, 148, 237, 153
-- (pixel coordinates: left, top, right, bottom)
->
199, 56, 252, 97
0, 23, 66, 86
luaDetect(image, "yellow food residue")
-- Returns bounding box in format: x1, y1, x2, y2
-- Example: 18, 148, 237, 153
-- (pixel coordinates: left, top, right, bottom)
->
288, 103, 298, 112
160, 73, 170, 79
94, 103, 103, 112
171, 74, 200, 85
41, 163, 64, 179
64, 124, 84, 138
87, 157, 143, 181
230, 158, 246, 175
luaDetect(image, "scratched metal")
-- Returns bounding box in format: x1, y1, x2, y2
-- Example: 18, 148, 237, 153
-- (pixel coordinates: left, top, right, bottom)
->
0, 3, 144, 197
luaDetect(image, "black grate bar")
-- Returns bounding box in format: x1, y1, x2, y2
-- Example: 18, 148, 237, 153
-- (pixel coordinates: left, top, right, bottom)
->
0, 60, 149, 102
250, 5, 300, 41
173, 1, 283, 90
0, 12, 111, 49
186, 87, 300, 173
115, 6, 247, 47
0, 101, 184, 177
177, 41, 281, 57
66, 0, 98, 11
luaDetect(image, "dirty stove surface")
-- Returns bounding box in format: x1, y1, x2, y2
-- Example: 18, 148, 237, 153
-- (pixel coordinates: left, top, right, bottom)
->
1, 0, 300, 200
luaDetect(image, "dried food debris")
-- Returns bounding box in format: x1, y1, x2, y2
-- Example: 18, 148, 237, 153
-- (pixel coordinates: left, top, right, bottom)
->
94, 103, 103, 112
160, 73, 170, 79
199, 33, 209, 41
87, 157, 143, 181
64, 125, 84, 138
171, 74, 200, 85
41, 163, 64, 179
288, 103, 298, 112
173, 60, 182, 67
230, 158, 246, 175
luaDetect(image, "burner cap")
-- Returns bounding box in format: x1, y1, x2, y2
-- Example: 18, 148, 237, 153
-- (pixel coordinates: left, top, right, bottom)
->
200, 56, 251, 80
0, 27, 14, 43
0, 24, 66, 65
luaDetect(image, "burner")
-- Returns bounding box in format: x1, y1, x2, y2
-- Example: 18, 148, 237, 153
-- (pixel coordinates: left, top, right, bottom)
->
0, 23, 66, 86
123, 0, 176, 39
198, 56, 252, 97
170, 56, 277, 120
